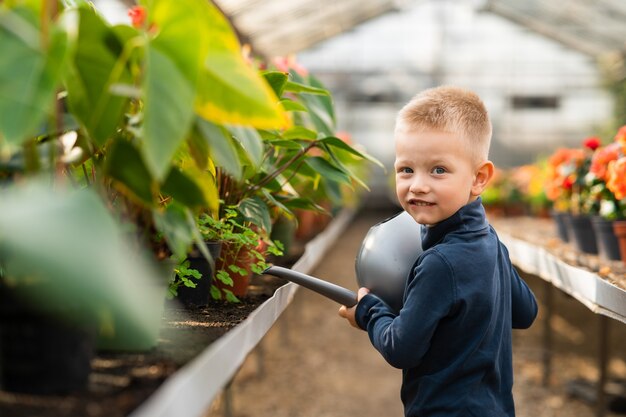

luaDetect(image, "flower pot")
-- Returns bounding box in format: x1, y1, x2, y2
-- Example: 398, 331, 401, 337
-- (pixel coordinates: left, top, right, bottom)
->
177, 241, 222, 307
591, 216, 621, 261
612, 220, 626, 263
565, 214, 598, 254
0, 288, 95, 394
551, 210, 571, 243
214, 241, 263, 298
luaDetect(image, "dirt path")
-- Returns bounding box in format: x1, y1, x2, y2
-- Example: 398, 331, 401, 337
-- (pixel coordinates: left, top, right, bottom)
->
208, 208, 626, 417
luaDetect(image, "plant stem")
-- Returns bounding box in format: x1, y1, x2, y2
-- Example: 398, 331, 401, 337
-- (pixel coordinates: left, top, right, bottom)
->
244, 141, 317, 198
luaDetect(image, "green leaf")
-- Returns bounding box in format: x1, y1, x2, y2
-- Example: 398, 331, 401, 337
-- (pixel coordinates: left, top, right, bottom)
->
196, 118, 242, 180
64, 7, 131, 147
320, 136, 384, 168
262, 71, 289, 97
227, 125, 263, 169
0, 180, 166, 344
284, 80, 329, 96
282, 126, 317, 140
142, 46, 195, 181
238, 196, 271, 233
153, 203, 195, 260
187, 125, 210, 170
0, 7, 69, 147
305, 156, 351, 185
280, 98, 307, 112
105, 139, 155, 205
161, 167, 208, 208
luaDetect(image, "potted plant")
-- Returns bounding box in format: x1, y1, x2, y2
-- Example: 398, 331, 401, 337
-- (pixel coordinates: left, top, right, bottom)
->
544, 147, 584, 243
587, 135, 624, 261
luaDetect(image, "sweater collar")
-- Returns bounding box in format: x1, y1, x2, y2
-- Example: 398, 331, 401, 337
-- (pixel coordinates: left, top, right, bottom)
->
421, 198, 488, 250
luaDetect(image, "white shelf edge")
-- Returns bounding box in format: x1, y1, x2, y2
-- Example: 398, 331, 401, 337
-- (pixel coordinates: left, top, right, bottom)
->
498, 231, 626, 325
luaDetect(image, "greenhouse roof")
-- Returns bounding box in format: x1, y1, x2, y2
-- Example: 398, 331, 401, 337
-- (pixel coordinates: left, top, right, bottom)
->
212, 0, 626, 61
212, 0, 404, 58
482, 0, 626, 58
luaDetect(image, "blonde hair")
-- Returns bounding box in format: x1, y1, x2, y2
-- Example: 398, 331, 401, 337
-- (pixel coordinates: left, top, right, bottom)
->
395, 86, 492, 162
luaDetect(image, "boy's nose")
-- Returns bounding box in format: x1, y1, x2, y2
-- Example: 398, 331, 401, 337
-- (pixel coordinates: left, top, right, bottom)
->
409, 175, 430, 194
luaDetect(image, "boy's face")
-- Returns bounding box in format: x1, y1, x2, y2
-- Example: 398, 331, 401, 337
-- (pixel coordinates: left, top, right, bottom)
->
394, 128, 480, 226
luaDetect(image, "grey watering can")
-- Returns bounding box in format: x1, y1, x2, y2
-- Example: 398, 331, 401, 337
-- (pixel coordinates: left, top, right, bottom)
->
264, 211, 423, 313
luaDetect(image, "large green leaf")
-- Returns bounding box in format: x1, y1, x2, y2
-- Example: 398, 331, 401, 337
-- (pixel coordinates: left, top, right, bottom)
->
194, 2, 287, 129
196, 118, 242, 180
0, 7, 68, 147
141, 0, 209, 181
64, 7, 131, 147
142, 46, 195, 180
152, 203, 194, 261
0, 180, 166, 344
161, 167, 208, 209
105, 139, 155, 205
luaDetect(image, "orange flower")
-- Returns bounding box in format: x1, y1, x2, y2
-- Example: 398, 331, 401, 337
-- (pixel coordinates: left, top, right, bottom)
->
590, 142, 620, 181
128, 6, 146, 29
607, 157, 626, 200
544, 148, 584, 202
615, 125, 626, 144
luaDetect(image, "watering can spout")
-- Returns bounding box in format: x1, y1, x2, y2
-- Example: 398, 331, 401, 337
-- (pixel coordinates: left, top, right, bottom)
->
263, 265, 357, 307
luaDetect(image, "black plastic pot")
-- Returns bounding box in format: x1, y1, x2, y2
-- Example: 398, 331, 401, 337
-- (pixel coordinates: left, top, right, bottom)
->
177, 241, 222, 307
551, 210, 571, 243
0, 288, 94, 394
565, 214, 598, 254
591, 216, 621, 261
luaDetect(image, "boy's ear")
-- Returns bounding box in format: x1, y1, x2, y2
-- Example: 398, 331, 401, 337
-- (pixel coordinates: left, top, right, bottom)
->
471, 160, 494, 196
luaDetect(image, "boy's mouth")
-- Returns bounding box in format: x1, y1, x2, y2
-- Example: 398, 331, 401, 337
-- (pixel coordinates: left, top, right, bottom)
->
408, 199, 435, 207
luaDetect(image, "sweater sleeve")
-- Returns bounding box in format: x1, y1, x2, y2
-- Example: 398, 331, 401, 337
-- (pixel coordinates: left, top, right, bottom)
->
501, 244, 538, 329
355, 251, 456, 369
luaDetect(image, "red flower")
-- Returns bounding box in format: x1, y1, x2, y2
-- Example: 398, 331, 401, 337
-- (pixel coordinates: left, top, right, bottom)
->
128, 6, 146, 29
562, 176, 574, 190
583, 136, 601, 151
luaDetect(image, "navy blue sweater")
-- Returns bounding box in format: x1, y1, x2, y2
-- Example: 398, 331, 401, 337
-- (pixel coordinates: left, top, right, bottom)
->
356, 199, 538, 417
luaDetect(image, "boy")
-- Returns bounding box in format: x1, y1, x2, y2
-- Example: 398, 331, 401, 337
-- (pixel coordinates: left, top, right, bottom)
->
339, 86, 538, 417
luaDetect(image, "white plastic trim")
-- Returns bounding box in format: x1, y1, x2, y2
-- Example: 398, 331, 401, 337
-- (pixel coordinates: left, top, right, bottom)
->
498, 231, 626, 325
130, 208, 356, 417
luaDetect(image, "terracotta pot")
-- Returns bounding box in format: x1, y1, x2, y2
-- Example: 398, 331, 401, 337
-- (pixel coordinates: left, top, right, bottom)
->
612, 220, 626, 263
591, 216, 621, 261
214, 241, 264, 298
565, 214, 598, 254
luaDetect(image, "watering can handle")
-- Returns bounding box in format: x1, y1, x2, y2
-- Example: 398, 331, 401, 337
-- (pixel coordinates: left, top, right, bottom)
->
263, 265, 357, 307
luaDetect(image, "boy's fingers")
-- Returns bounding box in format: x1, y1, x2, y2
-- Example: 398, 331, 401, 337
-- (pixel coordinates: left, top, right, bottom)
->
357, 287, 370, 299
338, 305, 347, 318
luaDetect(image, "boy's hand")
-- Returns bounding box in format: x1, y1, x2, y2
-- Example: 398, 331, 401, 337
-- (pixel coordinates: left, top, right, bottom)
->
338, 287, 370, 329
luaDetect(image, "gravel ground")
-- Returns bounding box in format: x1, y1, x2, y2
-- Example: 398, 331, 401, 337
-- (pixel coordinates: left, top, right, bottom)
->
207, 208, 626, 417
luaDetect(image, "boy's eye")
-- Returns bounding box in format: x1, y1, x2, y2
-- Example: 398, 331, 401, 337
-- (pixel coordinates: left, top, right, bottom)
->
398, 167, 413, 174
432, 166, 446, 175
